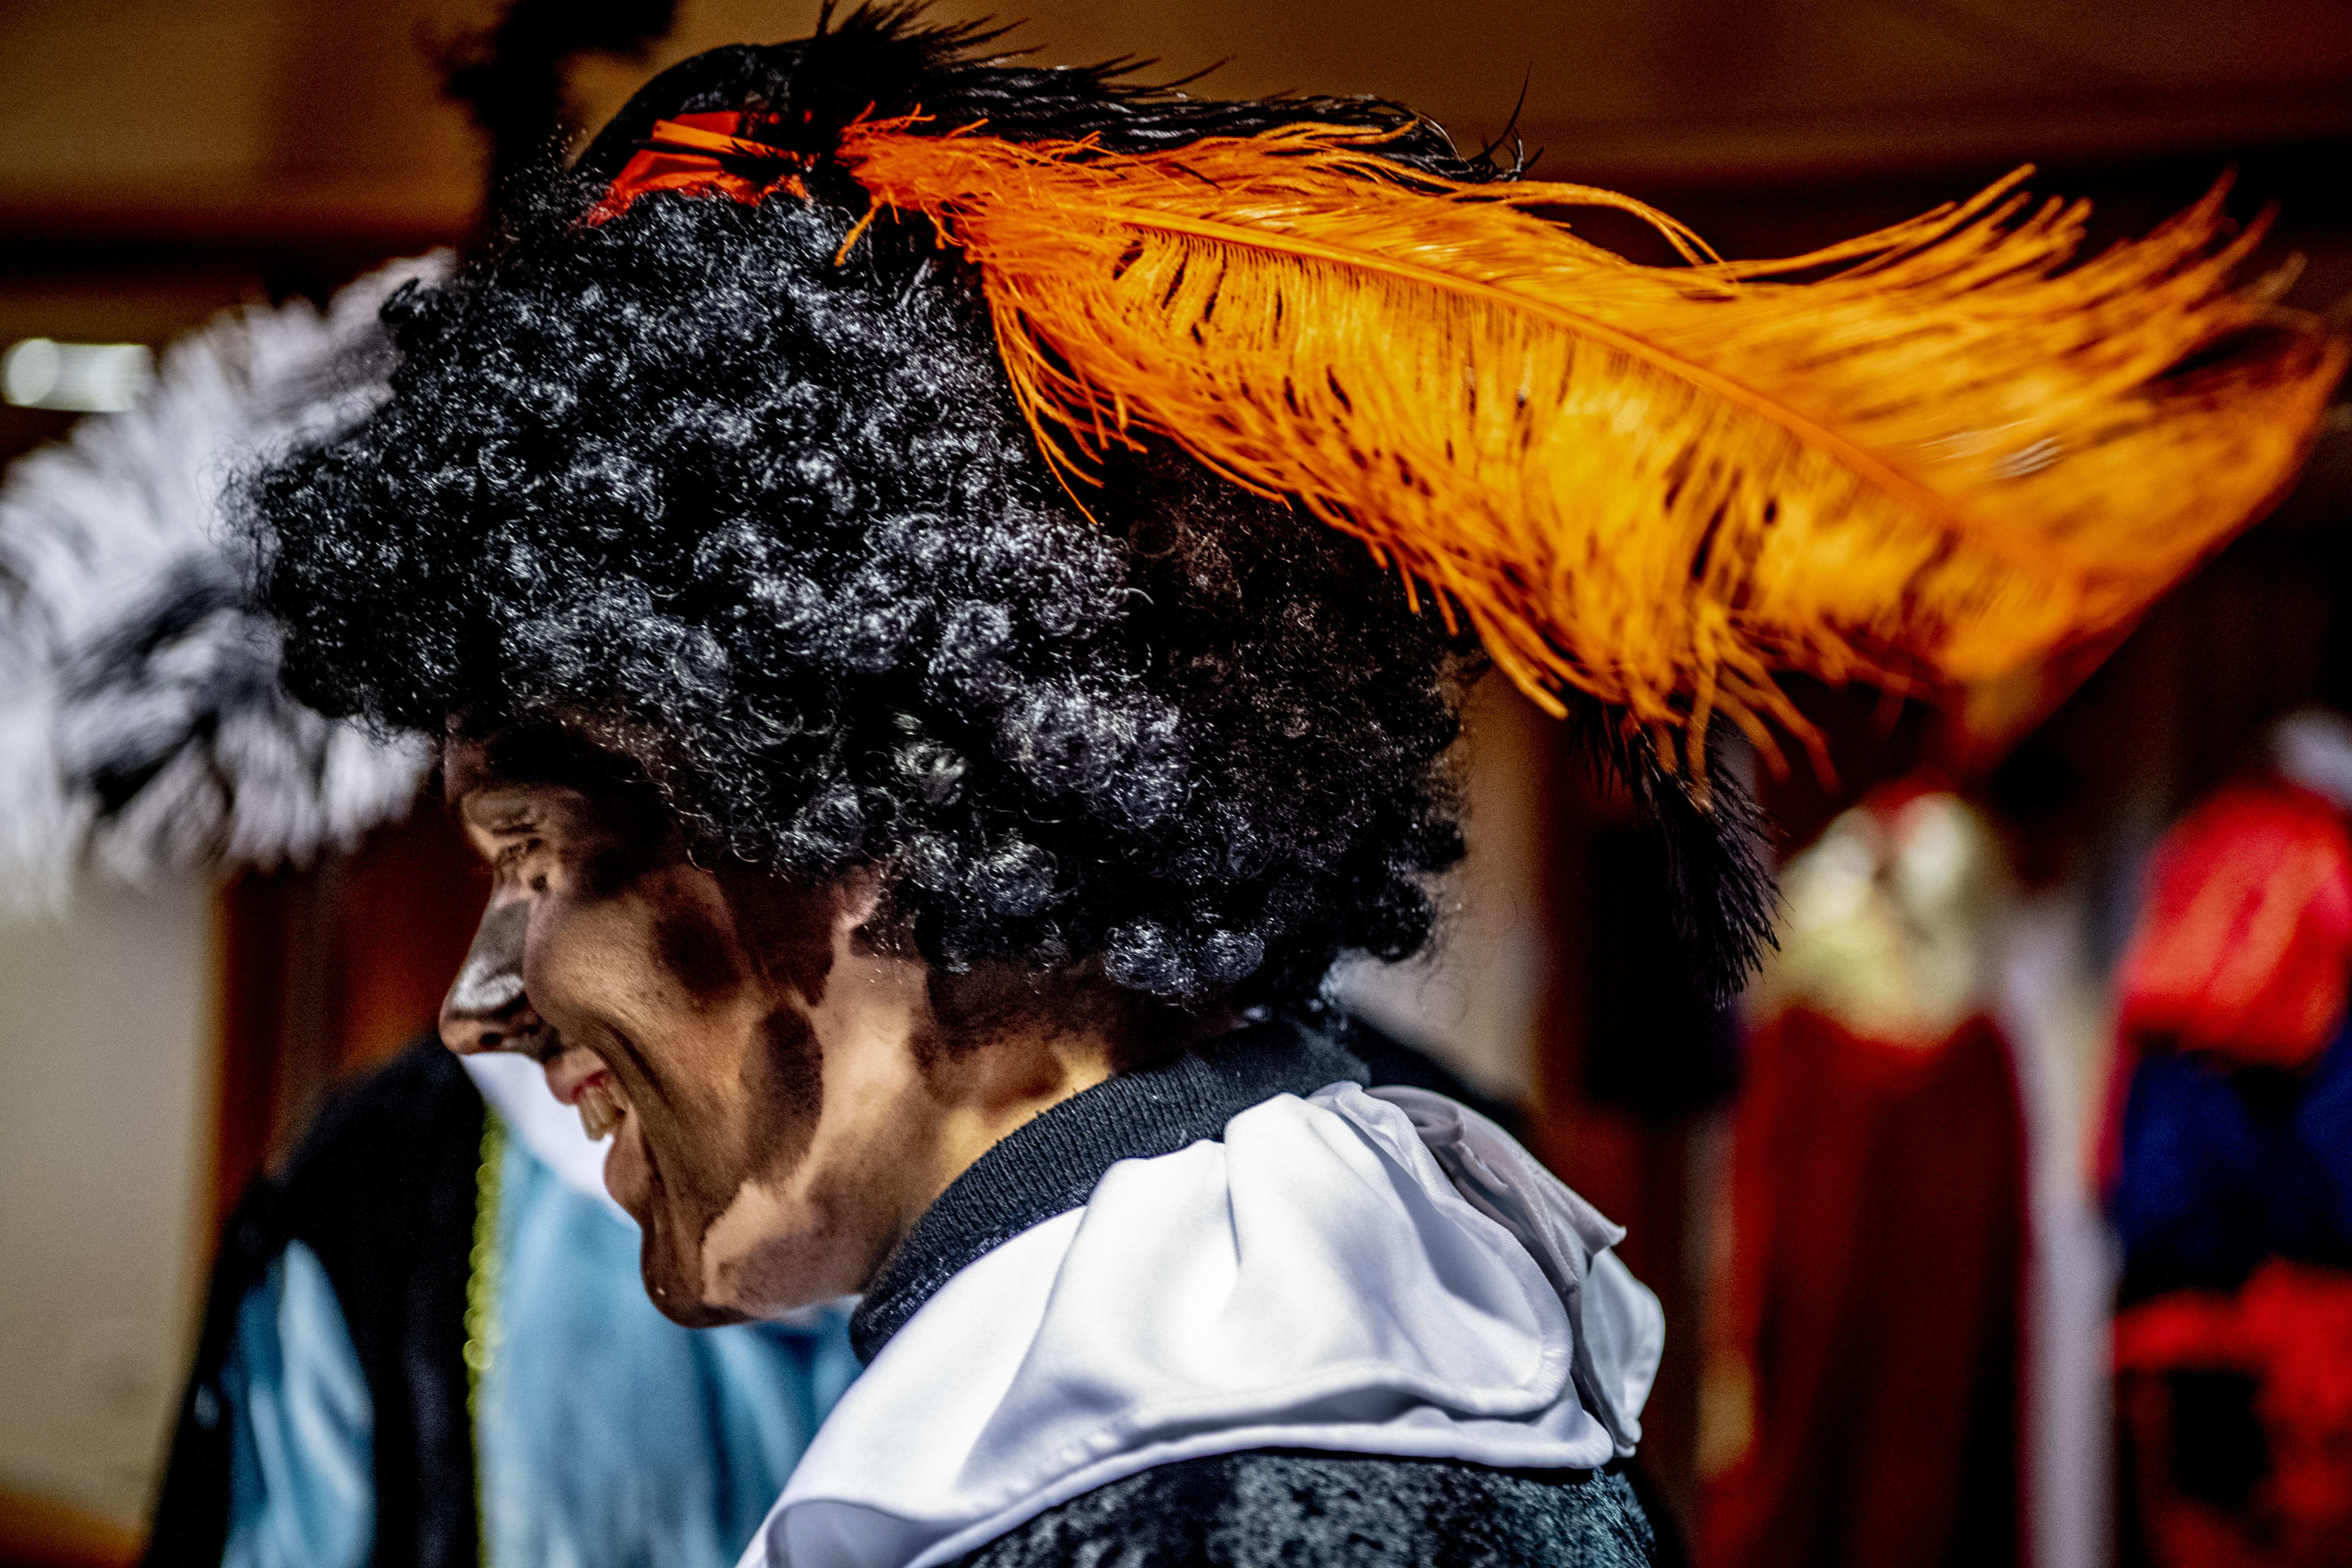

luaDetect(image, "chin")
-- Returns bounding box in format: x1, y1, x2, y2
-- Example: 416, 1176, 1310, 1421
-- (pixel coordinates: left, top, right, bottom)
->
638, 1219, 747, 1328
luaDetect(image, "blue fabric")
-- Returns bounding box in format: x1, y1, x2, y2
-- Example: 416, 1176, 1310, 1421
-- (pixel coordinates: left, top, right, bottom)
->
479, 1134, 862, 1568
221, 1242, 374, 1568
217, 1133, 859, 1568
2113, 1021, 2352, 1298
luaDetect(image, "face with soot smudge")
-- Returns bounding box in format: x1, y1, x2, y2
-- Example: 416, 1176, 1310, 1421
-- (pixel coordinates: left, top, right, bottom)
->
436, 735, 962, 1327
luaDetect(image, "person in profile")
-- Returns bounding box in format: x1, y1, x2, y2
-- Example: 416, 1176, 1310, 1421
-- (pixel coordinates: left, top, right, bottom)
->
227, 7, 2336, 1564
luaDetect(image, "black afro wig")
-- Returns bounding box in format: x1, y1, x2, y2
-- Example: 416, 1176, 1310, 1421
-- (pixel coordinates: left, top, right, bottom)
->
241, 5, 1771, 1011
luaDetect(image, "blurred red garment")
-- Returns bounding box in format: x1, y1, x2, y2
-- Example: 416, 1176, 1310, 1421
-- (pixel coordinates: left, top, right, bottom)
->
2116, 781, 2352, 1073
2115, 1260, 2352, 1568
2105, 769, 2352, 1568
1700, 1006, 2027, 1568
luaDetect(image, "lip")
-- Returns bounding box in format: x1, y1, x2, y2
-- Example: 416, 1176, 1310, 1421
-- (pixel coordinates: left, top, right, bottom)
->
543, 1044, 611, 1106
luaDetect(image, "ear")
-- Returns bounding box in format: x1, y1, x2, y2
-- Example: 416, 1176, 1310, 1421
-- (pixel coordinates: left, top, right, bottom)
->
835, 865, 889, 933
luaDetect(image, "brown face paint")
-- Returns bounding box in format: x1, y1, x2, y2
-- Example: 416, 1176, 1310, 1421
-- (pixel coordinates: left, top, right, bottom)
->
655, 902, 749, 1008
635, 1152, 746, 1327
607, 871, 843, 1321
717, 870, 839, 1007
746, 1006, 825, 1179
565, 987, 766, 1327
449, 727, 1005, 1325
616, 1018, 824, 1326
707, 867, 840, 1183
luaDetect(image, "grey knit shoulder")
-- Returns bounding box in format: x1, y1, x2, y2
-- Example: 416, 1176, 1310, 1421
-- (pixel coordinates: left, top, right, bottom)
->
951, 1450, 1657, 1568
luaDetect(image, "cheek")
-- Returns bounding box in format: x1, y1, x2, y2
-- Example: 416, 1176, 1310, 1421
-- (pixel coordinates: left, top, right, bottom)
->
655, 900, 751, 1006
523, 876, 742, 1038
527, 881, 774, 1194
744, 1006, 824, 1178
519, 895, 691, 1110
517, 895, 613, 1029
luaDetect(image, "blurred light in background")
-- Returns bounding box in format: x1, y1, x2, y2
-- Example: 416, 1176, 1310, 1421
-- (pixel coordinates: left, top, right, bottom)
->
2, 339, 153, 412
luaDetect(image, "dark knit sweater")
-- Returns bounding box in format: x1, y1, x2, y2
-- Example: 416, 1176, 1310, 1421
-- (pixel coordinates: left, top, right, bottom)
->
954, 1453, 1655, 1568
851, 1017, 1659, 1568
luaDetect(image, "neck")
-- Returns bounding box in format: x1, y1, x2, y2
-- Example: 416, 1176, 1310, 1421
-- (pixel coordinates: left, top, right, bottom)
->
847, 1014, 1366, 1359
899, 963, 1221, 1227
910, 1023, 1121, 1231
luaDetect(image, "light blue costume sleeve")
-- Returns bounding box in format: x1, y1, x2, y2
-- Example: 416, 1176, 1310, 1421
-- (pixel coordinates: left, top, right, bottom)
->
219, 1242, 375, 1568
479, 1136, 861, 1568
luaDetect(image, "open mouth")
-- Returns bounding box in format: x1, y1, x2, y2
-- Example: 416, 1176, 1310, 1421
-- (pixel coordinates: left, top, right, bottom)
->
543, 1045, 635, 1144
576, 1071, 630, 1140
543, 1045, 656, 1226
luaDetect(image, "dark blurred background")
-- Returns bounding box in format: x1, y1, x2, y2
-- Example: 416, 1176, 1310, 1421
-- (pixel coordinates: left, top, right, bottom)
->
0, 2, 2346, 1564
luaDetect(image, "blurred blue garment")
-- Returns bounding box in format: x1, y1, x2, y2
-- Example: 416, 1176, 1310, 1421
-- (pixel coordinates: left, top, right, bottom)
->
2113, 1019, 2352, 1300
222, 1242, 374, 1568
218, 1125, 859, 1568
479, 1132, 861, 1568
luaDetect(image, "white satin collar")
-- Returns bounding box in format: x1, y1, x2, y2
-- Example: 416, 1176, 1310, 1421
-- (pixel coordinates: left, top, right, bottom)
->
742, 1082, 1660, 1568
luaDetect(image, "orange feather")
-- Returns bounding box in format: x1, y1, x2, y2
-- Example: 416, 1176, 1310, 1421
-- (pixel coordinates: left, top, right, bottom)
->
824, 118, 2345, 775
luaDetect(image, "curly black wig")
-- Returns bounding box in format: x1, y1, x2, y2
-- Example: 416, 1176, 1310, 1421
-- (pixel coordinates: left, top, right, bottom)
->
241, 5, 1772, 1010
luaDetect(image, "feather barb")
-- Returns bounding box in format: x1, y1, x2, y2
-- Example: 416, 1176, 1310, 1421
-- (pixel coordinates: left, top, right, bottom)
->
829, 116, 2347, 774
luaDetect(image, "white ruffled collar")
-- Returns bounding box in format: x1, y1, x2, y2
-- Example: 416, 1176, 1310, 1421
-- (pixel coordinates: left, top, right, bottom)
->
742, 1082, 1660, 1568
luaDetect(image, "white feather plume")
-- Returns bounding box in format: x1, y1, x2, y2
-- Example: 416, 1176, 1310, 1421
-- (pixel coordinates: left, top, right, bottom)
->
0, 255, 450, 913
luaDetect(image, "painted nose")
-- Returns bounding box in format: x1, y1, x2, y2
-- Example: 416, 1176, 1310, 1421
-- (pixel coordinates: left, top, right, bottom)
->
440, 899, 548, 1055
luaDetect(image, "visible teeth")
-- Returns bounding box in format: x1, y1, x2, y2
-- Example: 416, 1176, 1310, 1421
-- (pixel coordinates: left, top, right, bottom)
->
578, 1079, 622, 1140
